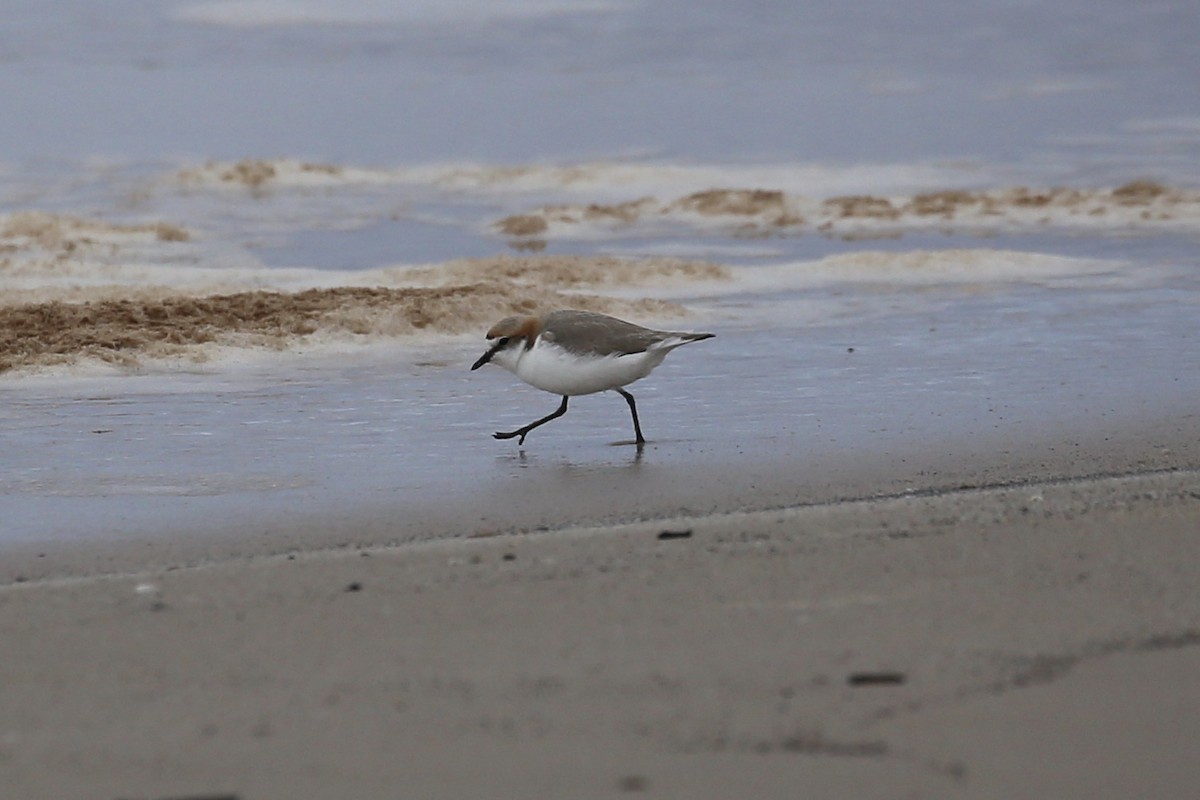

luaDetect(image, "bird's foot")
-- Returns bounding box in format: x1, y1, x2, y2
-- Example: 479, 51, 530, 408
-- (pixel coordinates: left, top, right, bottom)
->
494, 429, 528, 445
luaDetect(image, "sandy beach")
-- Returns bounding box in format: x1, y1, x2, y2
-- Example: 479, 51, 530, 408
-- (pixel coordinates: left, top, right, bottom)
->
4, 2, 1199, 797
2, 413, 1198, 799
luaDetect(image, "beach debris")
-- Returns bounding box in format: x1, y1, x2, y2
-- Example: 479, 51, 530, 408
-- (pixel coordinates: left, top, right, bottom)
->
656, 529, 694, 540
846, 671, 907, 686
344, 581, 363, 592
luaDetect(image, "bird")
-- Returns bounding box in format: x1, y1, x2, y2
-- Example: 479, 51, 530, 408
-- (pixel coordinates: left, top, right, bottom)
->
471, 309, 714, 446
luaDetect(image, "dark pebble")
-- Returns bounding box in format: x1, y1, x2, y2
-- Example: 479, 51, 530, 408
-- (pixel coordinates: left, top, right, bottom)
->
847, 671, 907, 686
656, 529, 693, 540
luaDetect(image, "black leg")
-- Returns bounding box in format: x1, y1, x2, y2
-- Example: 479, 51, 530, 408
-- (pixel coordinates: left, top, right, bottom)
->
494, 396, 569, 445
615, 388, 645, 445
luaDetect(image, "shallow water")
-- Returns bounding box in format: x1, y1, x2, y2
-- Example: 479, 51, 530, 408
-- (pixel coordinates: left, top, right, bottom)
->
4, 240, 1198, 547
2, 1, 1199, 549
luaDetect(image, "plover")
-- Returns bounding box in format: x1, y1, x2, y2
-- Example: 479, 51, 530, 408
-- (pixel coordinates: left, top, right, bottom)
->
471, 309, 714, 446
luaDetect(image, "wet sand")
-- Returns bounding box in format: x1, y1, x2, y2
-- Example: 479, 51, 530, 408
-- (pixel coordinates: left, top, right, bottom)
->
1, 416, 1198, 799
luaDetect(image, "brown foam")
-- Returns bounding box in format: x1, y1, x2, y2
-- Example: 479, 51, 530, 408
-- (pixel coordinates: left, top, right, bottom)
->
176, 158, 344, 189
1, 212, 189, 249
671, 189, 787, 217
581, 197, 658, 223
401, 254, 729, 288
823, 195, 901, 219
495, 214, 550, 237
0, 284, 689, 374
1111, 179, 1171, 204
494, 180, 1200, 239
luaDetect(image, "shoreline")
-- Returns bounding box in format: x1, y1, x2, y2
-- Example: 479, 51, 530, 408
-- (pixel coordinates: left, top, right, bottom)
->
5, 404, 1199, 584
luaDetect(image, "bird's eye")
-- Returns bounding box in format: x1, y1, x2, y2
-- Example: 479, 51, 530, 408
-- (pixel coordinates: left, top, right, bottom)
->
498, 337, 510, 346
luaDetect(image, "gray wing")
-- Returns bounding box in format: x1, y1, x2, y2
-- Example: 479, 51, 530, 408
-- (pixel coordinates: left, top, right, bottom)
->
541, 310, 667, 357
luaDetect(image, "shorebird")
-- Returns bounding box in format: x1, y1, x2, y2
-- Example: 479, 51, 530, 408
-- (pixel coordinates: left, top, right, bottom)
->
471, 309, 714, 446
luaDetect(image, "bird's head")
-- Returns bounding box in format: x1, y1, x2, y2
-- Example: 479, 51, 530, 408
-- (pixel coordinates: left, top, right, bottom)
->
471, 315, 540, 371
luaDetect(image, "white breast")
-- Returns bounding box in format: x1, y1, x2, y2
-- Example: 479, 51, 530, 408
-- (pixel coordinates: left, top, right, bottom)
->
509, 339, 668, 396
